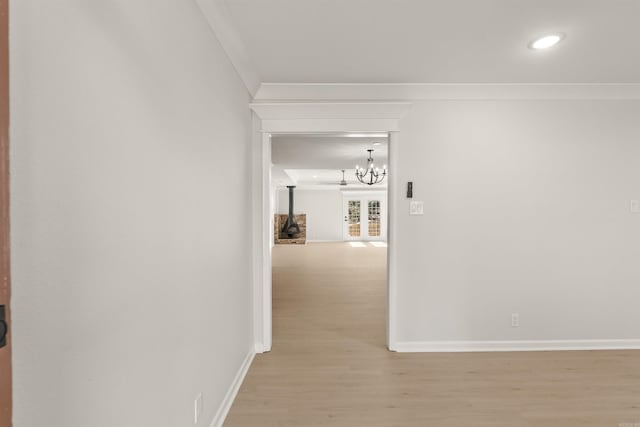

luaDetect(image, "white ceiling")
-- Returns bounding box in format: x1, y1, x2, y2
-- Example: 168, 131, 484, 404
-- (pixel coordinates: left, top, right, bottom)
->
272, 134, 388, 168
271, 134, 389, 188
225, 0, 640, 84
284, 169, 363, 186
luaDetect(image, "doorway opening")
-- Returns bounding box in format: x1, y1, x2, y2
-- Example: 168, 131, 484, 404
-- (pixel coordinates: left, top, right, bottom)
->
269, 133, 390, 351
250, 101, 408, 353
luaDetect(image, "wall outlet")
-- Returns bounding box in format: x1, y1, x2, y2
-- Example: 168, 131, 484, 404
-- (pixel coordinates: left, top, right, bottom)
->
631, 199, 640, 213
511, 313, 520, 328
194, 393, 203, 424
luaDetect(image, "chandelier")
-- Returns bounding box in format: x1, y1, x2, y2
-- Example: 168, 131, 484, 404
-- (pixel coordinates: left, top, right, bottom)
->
355, 149, 387, 185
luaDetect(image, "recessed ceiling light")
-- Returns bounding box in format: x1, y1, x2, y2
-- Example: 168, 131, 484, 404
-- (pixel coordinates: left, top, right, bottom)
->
373, 142, 381, 146
529, 33, 565, 50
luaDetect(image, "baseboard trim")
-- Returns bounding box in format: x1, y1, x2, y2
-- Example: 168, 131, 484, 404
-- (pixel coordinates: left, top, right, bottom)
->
394, 339, 640, 353
210, 349, 255, 427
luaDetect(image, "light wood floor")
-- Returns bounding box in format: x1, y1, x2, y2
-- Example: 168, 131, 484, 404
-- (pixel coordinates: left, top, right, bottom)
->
224, 242, 640, 427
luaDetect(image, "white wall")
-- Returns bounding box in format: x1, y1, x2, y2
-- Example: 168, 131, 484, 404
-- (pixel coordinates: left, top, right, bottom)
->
395, 100, 640, 345
10, 1, 253, 426
277, 189, 343, 241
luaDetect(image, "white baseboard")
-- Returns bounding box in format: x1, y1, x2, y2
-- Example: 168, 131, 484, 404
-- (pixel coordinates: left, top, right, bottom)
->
210, 349, 255, 427
306, 240, 342, 243
394, 339, 640, 353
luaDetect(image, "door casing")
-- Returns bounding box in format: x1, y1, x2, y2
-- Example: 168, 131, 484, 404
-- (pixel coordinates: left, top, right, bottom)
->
0, 0, 12, 425
249, 102, 411, 353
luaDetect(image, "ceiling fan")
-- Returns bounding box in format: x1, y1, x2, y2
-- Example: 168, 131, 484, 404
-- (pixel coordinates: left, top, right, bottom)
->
314, 170, 349, 186
339, 169, 348, 186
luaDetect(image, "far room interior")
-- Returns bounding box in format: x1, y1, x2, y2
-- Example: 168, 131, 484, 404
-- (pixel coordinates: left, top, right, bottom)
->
268, 133, 390, 348
271, 133, 389, 245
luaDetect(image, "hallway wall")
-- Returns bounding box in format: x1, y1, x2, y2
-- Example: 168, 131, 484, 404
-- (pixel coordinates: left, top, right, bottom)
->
10, 1, 253, 426
395, 100, 640, 346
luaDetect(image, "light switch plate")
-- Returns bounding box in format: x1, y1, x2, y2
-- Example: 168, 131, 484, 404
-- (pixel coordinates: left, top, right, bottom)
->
631, 200, 640, 213
409, 201, 424, 215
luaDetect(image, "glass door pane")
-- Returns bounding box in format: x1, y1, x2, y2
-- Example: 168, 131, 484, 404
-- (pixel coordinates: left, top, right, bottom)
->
347, 200, 361, 238
368, 200, 381, 237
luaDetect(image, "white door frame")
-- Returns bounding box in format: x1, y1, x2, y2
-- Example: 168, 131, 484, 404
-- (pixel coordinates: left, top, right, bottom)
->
250, 102, 411, 353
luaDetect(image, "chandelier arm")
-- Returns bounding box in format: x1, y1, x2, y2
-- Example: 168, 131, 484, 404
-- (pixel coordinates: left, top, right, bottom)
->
354, 148, 387, 186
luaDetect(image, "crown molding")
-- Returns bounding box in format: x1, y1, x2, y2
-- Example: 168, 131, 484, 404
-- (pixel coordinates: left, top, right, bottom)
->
195, 0, 261, 96
249, 102, 413, 133
249, 102, 412, 133
249, 102, 412, 120
254, 83, 640, 101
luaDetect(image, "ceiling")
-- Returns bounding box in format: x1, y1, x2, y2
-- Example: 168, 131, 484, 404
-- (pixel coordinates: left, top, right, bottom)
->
225, 0, 640, 84
283, 169, 363, 187
272, 134, 389, 189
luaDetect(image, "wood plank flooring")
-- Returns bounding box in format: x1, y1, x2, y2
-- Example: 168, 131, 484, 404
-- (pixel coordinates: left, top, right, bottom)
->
224, 242, 640, 427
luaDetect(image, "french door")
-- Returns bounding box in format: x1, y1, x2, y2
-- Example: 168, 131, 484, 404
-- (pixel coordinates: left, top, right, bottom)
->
343, 193, 386, 241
